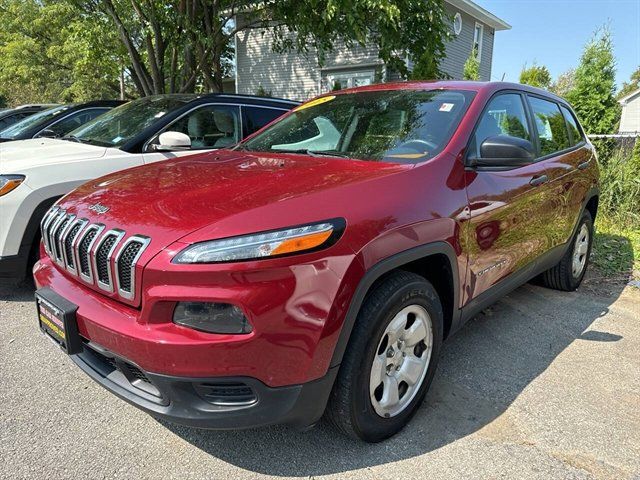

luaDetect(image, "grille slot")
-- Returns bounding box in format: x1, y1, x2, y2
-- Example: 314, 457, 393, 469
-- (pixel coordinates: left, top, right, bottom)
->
96, 235, 117, 284
115, 236, 150, 299
78, 228, 99, 279
40, 207, 59, 253
117, 242, 142, 293
44, 210, 65, 256
63, 221, 84, 270
93, 230, 124, 292
52, 217, 70, 262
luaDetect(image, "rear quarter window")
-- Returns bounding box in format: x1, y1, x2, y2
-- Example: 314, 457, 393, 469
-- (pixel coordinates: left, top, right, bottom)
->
243, 107, 289, 135
560, 105, 584, 146
528, 96, 570, 156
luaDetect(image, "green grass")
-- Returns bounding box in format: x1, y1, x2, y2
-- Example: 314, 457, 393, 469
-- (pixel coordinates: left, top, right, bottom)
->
589, 139, 640, 281
593, 216, 640, 280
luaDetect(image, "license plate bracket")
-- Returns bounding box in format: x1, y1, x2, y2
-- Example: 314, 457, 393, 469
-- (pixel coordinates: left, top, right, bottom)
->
35, 287, 82, 355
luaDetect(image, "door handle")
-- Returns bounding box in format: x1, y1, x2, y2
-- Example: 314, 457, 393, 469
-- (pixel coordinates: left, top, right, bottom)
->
530, 174, 548, 187
577, 160, 591, 170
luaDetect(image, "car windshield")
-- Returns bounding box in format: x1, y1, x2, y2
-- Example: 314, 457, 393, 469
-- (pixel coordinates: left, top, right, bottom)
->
239, 89, 474, 163
66, 96, 193, 148
0, 105, 69, 139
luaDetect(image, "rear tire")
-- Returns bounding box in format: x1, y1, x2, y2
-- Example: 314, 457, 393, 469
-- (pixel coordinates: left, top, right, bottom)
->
325, 270, 443, 442
539, 210, 593, 291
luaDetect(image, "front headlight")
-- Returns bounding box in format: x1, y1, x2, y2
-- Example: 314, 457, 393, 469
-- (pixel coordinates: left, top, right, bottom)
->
0, 175, 25, 197
173, 219, 344, 264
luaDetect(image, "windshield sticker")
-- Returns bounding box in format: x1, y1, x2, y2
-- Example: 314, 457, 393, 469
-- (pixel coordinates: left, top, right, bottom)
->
386, 152, 428, 159
439, 103, 454, 112
294, 95, 336, 111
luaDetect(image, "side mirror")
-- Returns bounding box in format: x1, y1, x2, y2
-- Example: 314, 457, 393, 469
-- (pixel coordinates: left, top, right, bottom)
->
468, 135, 535, 168
150, 131, 191, 151
37, 129, 58, 139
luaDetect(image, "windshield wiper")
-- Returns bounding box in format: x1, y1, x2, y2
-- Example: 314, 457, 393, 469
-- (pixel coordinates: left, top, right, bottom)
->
269, 148, 351, 158
62, 135, 88, 144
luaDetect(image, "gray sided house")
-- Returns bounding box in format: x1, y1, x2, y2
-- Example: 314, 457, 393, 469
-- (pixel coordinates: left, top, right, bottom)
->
618, 89, 640, 134
233, 0, 510, 101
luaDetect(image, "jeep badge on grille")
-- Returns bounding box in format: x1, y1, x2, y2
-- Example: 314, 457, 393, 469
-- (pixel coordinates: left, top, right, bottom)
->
88, 203, 110, 215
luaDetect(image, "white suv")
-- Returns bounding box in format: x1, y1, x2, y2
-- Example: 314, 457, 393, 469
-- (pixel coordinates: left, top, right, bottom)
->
0, 94, 297, 280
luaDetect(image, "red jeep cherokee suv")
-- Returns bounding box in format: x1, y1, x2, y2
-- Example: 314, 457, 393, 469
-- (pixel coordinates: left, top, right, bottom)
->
33, 82, 599, 442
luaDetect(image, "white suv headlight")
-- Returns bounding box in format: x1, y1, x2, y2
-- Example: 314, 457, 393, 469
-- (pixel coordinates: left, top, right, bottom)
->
173, 219, 344, 264
0, 175, 25, 197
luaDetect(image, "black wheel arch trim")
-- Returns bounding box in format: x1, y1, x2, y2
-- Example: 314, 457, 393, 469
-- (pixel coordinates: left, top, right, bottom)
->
329, 241, 460, 368
20, 196, 62, 251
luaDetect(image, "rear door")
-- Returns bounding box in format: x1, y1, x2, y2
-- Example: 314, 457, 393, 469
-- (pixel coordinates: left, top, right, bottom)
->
463, 92, 555, 301
527, 95, 594, 247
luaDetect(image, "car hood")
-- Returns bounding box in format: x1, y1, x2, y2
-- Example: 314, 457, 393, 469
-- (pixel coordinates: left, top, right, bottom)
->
58, 149, 410, 250
0, 138, 107, 172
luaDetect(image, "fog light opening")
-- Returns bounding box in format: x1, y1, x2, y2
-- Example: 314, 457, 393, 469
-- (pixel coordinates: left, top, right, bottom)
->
173, 302, 252, 334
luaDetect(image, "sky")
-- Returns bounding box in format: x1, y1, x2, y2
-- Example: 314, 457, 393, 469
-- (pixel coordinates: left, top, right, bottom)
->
475, 0, 640, 89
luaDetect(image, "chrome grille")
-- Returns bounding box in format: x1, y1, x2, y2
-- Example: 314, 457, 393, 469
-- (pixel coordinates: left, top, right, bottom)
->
62, 219, 86, 273
93, 230, 124, 292
115, 236, 150, 299
40, 206, 151, 302
78, 227, 100, 280
40, 207, 59, 253
97, 236, 117, 283
52, 217, 70, 262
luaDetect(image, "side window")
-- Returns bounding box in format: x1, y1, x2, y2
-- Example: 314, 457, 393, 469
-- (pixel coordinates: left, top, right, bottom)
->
161, 105, 240, 149
528, 96, 570, 156
243, 107, 288, 135
39, 108, 109, 138
470, 93, 530, 158
560, 105, 584, 146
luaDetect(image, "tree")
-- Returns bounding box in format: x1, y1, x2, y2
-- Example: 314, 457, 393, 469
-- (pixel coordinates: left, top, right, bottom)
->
566, 27, 620, 134
0, 0, 128, 105
617, 66, 640, 99
519, 63, 551, 89
549, 69, 576, 98
72, 0, 450, 96
463, 49, 480, 80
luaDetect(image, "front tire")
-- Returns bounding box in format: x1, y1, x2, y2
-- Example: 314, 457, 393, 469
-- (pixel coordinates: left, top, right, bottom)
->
540, 210, 593, 291
326, 270, 443, 442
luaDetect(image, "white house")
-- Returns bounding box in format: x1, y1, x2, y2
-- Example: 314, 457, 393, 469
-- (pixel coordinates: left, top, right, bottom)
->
232, 0, 510, 101
619, 88, 640, 134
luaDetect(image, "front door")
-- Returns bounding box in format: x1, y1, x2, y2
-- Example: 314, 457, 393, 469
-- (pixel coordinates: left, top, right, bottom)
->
462, 92, 555, 302
143, 104, 241, 164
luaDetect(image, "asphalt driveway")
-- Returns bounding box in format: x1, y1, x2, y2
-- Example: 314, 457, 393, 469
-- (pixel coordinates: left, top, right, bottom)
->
1, 277, 639, 479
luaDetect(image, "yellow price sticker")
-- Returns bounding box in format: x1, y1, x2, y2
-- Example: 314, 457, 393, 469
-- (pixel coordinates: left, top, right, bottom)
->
293, 95, 336, 112
40, 314, 65, 339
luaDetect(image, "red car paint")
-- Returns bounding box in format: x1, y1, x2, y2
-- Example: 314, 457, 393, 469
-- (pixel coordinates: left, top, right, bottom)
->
34, 81, 598, 396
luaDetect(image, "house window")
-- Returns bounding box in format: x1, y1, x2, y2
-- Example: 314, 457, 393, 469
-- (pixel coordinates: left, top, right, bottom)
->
453, 13, 462, 36
473, 22, 484, 60
324, 70, 375, 92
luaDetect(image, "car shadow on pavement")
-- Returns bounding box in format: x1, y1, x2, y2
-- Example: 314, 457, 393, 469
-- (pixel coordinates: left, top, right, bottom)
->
164, 273, 630, 476
0, 279, 35, 303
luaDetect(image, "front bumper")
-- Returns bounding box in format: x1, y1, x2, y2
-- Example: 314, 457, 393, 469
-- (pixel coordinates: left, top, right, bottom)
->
73, 339, 338, 429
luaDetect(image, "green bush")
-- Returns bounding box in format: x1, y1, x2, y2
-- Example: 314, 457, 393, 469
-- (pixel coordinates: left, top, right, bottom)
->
597, 138, 640, 228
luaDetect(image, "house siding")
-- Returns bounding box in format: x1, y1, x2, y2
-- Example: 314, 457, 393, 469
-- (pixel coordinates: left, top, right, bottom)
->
619, 92, 640, 133
235, 4, 498, 100
440, 4, 494, 81
235, 24, 320, 100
